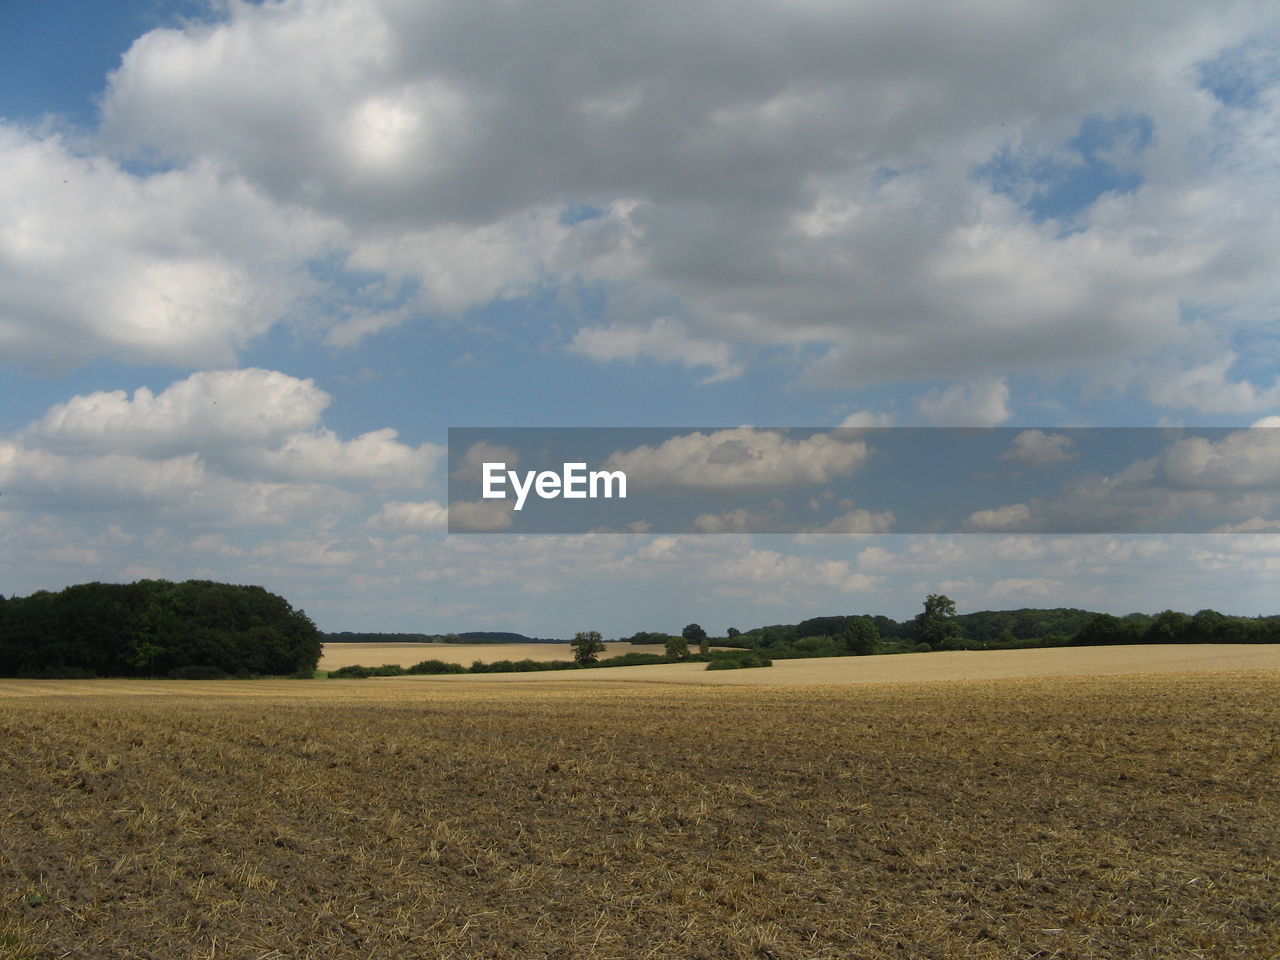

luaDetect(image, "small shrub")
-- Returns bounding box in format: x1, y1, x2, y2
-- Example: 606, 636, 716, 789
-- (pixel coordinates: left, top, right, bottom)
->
706, 651, 772, 670
406, 659, 467, 675
328, 664, 371, 679
327, 663, 406, 679
593, 652, 673, 668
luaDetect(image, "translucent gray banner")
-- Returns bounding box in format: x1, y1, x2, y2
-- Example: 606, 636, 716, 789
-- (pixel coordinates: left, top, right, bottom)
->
446, 427, 1280, 534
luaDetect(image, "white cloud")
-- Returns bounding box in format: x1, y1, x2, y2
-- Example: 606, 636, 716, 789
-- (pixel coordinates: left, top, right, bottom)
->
709, 548, 880, 599
986, 577, 1062, 603
839, 410, 895, 428
1158, 428, 1280, 488
0, 125, 333, 368
2, 369, 441, 526
368, 500, 449, 533
960, 428, 1280, 532
690, 502, 892, 534
1147, 354, 1280, 413
28, 368, 329, 455
605, 428, 871, 491
0, 444, 207, 511
1210, 516, 1280, 533
1003, 429, 1077, 466
692, 509, 779, 533
807, 509, 896, 534
569, 318, 740, 384
447, 499, 515, 532
253, 427, 438, 490
25, 369, 441, 491
966, 503, 1033, 532
916, 378, 1011, 426
452, 441, 520, 482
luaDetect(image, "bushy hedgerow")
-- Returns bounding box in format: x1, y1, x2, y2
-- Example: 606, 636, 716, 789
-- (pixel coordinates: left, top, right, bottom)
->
406, 659, 467, 675
468, 658, 575, 673
327, 663, 406, 679
706, 651, 773, 670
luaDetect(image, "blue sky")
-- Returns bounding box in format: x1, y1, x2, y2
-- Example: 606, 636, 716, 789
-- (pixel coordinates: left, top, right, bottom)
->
2, 0, 1280, 636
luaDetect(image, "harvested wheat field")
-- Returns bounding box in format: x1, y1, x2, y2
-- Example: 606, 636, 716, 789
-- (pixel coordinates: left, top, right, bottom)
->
2, 660, 1278, 959
317, 641, 1280, 681
318, 641, 671, 671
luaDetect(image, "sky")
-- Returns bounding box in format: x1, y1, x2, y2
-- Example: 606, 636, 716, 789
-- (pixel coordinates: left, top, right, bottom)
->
2, 0, 1279, 636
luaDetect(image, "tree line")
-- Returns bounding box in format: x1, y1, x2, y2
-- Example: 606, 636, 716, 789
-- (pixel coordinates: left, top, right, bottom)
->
0, 580, 322, 678
623, 597, 1280, 659
322, 630, 562, 644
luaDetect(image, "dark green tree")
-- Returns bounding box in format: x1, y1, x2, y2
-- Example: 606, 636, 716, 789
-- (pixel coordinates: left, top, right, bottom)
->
914, 594, 964, 650
1187, 609, 1225, 643
993, 628, 1018, 647
683, 622, 709, 655
571, 630, 606, 666
838, 616, 879, 655
1143, 609, 1191, 644
664, 634, 689, 658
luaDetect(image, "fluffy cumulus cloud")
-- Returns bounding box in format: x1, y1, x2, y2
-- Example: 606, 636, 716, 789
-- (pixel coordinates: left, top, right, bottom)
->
28, 369, 329, 455
604, 428, 871, 491
1159, 428, 1280, 489
916, 379, 1011, 426
703, 546, 882, 601
1146, 354, 1280, 414
965, 503, 1033, 532
569, 318, 740, 384
367, 500, 449, 533
1, 369, 442, 523
0, 0, 1257, 404
0, 125, 334, 368
1003, 429, 1077, 466
691, 504, 894, 534
963, 427, 1280, 532
839, 410, 896, 428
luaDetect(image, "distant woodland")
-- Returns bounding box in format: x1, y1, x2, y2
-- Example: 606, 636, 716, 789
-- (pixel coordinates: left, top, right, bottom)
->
322, 631, 562, 644
0, 580, 321, 679
313, 605, 1280, 655
622, 601, 1280, 660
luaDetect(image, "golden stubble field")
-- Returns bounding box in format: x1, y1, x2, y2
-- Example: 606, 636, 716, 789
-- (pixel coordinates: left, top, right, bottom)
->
315, 640, 1280, 683
1, 655, 1278, 959
318, 641, 672, 670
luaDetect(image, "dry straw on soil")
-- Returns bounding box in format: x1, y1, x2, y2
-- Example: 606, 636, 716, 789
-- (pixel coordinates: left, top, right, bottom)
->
2, 659, 1278, 959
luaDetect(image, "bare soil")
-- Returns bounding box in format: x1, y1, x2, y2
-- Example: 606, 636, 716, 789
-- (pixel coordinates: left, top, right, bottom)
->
1, 666, 1277, 959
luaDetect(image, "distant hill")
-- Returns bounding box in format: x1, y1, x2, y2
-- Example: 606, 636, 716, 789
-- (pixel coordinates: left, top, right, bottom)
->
321, 631, 564, 644
457, 631, 564, 644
